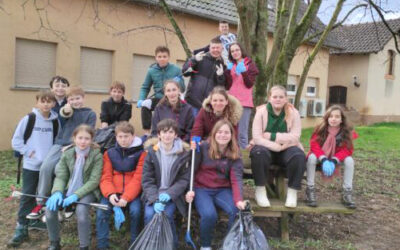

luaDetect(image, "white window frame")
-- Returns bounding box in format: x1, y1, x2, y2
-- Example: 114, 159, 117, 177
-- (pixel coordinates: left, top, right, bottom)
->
287, 75, 297, 96
306, 77, 318, 97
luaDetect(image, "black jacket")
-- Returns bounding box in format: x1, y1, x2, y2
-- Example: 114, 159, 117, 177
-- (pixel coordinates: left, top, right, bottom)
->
183, 53, 226, 109
141, 138, 191, 216
100, 97, 132, 125
151, 101, 194, 142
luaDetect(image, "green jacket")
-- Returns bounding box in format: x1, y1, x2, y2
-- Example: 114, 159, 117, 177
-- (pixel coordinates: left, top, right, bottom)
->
138, 63, 185, 100
52, 146, 103, 200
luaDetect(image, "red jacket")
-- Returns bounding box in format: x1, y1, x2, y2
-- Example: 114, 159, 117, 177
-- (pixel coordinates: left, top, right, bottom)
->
308, 130, 358, 162
100, 150, 147, 202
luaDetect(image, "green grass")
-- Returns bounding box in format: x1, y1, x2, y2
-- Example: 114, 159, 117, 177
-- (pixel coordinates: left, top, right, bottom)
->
0, 151, 20, 197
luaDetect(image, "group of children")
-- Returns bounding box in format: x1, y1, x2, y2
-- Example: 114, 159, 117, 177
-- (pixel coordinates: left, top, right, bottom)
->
9, 20, 357, 250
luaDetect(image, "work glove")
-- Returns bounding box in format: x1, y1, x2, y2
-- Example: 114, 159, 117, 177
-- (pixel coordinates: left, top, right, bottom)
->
159, 193, 171, 203
195, 51, 206, 61
113, 206, 126, 230
216, 64, 224, 76
227, 61, 233, 70
62, 194, 79, 208
141, 99, 152, 109
153, 202, 165, 214
235, 61, 247, 75
137, 100, 143, 108
322, 160, 335, 177
46, 192, 63, 211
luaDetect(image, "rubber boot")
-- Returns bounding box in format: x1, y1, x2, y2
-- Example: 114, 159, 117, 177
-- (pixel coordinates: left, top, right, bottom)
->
254, 186, 271, 207
285, 188, 298, 208
7, 223, 29, 247
342, 188, 356, 209
305, 186, 317, 207
48, 240, 61, 250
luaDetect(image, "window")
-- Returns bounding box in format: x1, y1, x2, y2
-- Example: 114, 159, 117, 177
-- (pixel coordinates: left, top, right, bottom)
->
131, 54, 155, 101
387, 50, 395, 76
286, 75, 297, 96
80, 47, 113, 91
306, 77, 318, 97
15, 38, 56, 88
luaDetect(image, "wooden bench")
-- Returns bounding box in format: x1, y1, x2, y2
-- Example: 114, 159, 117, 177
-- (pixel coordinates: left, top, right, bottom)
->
240, 150, 355, 240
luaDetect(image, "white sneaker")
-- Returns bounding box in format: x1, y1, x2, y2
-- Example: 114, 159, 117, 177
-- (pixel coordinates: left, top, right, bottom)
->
200, 247, 212, 250
255, 186, 271, 207
285, 188, 298, 208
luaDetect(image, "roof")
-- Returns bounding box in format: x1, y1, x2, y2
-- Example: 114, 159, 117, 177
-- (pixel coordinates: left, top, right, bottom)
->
131, 0, 341, 49
331, 18, 400, 54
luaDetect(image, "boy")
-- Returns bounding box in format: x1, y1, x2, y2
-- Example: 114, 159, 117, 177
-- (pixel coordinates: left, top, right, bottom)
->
27, 86, 96, 220
142, 119, 191, 248
96, 121, 146, 249
8, 90, 59, 247
137, 46, 185, 135
183, 37, 226, 115
100, 81, 132, 128
49, 76, 70, 127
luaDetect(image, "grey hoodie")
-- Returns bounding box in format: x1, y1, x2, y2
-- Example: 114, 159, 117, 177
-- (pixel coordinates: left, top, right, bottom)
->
12, 108, 59, 171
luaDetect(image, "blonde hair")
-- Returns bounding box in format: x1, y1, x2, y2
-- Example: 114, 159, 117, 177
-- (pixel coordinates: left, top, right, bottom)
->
208, 119, 240, 160
66, 86, 85, 98
72, 125, 99, 149
268, 85, 292, 123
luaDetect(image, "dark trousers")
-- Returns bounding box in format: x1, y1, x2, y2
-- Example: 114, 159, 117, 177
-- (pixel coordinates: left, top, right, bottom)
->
18, 169, 39, 225
250, 145, 306, 190
141, 97, 160, 130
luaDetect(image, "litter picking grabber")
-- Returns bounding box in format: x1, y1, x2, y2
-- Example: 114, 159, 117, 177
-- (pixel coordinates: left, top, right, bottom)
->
11, 190, 109, 211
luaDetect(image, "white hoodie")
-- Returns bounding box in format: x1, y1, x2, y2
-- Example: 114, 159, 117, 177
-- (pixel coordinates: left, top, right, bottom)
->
12, 108, 59, 171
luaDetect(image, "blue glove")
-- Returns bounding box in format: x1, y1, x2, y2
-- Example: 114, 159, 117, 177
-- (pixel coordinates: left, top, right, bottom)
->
192, 136, 201, 152
235, 61, 247, 75
154, 202, 165, 213
322, 160, 335, 177
137, 100, 143, 108
227, 61, 234, 70
173, 75, 183, 82
113, 206, 126, 230
62, 194, 79, 208
159, 193, 171, 203
46, 192, 63, 211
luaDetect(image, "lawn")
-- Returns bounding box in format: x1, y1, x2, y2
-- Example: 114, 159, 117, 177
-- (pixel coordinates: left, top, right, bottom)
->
1, 123, 400, 249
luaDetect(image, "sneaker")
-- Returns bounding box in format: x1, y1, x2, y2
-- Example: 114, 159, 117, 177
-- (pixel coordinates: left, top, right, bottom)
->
26, 204, 45, 220
63, 206, 75, 220
305, 186, 318, 207
48, 240, 61, 250
7, 223, 29, 247
342, 189, 356, 209
285, 188, 298, 208
28, 219, 47, 231
254, 186, 271, 207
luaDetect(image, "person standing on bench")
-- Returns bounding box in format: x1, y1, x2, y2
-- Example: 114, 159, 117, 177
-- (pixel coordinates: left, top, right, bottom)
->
250, 85, 306, 208
305, 105, 358, 209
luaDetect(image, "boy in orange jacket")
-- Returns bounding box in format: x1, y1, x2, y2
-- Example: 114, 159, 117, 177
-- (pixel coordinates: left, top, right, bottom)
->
96, 121, 146, 249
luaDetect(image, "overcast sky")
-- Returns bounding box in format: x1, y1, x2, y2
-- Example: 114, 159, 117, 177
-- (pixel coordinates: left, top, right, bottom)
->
317, 0, 400, 25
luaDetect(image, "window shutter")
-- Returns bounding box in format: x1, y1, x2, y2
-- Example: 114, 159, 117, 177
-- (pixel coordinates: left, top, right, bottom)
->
80, 47, 113, 91
131, 54, 155, 101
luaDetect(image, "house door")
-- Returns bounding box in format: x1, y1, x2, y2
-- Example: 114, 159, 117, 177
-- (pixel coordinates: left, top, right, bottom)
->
329, 86, 347, 105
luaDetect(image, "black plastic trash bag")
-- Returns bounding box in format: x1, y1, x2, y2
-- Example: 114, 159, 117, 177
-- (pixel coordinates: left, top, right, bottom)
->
129, 212, 174, 250
221, 209, 270, 250
94, 124, 116, 153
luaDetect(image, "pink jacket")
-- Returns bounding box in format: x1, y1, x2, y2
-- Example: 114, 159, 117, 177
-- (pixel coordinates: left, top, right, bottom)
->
251, 104, 304, 152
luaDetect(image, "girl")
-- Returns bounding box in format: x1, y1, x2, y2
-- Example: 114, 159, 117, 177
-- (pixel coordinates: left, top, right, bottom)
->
186, 120, 246, 250
45, 125, 103, 250
250, 85, 306, 208
151, 79, 194, 142
191, 86, 242, 140
225, 42, 259, 149
142, 119, 191, 248
305, 105, 358, 209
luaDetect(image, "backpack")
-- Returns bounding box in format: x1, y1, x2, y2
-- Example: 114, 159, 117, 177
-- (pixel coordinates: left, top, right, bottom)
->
94, 123, 116, 154
13, 112, 59, 183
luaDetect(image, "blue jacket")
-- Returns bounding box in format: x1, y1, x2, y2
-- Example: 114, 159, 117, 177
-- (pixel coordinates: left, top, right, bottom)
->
52, 98, 67, 127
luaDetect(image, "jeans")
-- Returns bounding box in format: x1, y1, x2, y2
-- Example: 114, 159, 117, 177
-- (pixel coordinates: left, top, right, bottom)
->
18, 169, 39, 225
46, 194, 94, 247
194, 187, 238, 247
141, 97, 160, 130
238, 107, 252, 149
37, 144, 62, 204
144, 201, 178, 248
307, 153, 355, 190
96, 197, 141, 248
250, 145, 306, 190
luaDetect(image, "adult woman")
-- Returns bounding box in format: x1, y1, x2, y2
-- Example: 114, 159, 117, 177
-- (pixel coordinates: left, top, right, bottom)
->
151, 80, 194, 142
191, 86, 242, 140
225, 42, 259, 148
186, 119, 246, 250
250, 85, 306, 208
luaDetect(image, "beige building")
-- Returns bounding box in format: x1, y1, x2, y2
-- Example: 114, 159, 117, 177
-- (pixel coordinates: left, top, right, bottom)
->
328, 19, 400, 124
0, 0, 335, 150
